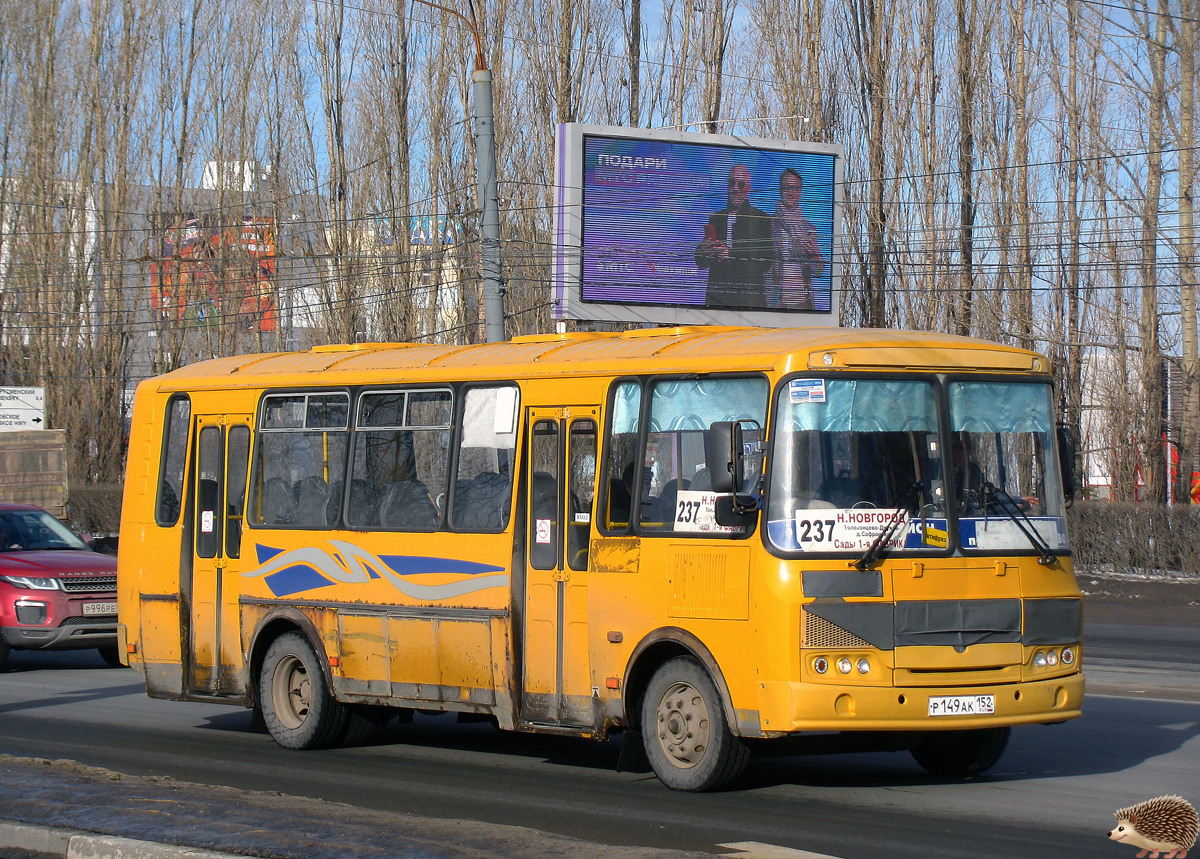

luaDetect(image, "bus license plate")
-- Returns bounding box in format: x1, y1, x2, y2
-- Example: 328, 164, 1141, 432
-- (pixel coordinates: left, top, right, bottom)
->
928, 695, 995, 716
82, 602, 117, 617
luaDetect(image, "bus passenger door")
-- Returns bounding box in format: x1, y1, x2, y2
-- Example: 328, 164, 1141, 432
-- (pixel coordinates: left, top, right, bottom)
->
521, 409, 598, 727
188, 414, 251, 697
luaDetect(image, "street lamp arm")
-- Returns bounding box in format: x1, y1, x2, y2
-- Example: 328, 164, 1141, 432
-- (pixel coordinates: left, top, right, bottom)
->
408, 0, 487, 71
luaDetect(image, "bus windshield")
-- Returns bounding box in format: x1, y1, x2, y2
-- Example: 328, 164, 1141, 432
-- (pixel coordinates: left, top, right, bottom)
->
949, 380, 1068, 553
766, 377, 1069, 556
767, 378, 942, 554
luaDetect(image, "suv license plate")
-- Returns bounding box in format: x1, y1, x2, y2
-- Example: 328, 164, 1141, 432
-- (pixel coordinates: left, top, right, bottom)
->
928, 695, 995, 716
82, 602, 117, 617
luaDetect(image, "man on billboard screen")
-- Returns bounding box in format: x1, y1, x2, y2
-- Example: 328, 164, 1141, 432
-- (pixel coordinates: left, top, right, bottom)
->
694, 164, 774, 309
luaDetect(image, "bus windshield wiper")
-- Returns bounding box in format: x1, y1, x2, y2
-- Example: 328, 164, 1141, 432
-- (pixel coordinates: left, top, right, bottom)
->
854, 482, 922, 571
981, 482, 1057, 566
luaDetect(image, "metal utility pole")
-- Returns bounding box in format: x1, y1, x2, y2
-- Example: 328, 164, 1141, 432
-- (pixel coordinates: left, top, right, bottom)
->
412, 0, 505, 342
473, 69, 506, 343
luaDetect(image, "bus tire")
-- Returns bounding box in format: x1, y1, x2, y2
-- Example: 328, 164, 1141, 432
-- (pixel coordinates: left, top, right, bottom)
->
641, 656, 749, 791
260, 632, 348, 750
341, 705, 391, 745
911, 727, 1010, 778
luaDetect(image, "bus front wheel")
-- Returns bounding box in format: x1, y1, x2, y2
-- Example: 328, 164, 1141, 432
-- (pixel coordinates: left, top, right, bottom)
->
260, 632, 348, 749
910, 726, 1010, 777
641, 657, 749, 791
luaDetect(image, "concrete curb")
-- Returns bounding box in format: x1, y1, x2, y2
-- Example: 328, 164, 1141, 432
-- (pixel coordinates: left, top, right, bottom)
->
0, 822, 244, 859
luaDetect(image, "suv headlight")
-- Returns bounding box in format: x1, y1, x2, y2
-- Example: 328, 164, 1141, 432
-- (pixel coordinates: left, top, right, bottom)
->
0, 575, 61, 590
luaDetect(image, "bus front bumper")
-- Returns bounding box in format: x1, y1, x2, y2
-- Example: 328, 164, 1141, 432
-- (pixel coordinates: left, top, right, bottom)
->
754, 671, 1084, 736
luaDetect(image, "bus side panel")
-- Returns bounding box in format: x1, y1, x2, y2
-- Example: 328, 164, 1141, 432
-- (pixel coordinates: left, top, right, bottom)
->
239, 529, 516, 715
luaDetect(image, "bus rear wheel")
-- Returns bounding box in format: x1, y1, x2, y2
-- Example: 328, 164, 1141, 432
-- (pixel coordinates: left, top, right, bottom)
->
910, 727, 1010, 777
260, 632, 348, 749
641, 657, 749, 791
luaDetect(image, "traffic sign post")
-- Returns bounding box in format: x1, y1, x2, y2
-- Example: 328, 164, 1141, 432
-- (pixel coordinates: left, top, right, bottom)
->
0, 387, 46, 431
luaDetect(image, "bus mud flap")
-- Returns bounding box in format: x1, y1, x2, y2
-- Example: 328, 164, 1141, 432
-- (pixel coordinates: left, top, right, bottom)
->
616, 729, 652, 773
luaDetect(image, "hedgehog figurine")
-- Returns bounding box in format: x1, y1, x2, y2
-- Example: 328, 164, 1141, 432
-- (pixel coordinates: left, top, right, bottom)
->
1108, 796, 1198, 858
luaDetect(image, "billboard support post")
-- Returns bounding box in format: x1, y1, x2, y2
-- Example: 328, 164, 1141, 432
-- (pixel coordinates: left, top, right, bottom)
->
472, 69, 506, 343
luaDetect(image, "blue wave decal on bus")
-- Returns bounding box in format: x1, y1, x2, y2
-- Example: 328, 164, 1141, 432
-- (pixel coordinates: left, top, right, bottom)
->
244, 541, 508, 599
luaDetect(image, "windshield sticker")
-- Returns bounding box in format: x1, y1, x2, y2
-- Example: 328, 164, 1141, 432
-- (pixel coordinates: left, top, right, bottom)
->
673, 490, 746, 535
793, 508, 905, 551
922, 524, 949, 548
959, 517, 1068, 551
770, 511, 948, 552
789, 379, 826, 404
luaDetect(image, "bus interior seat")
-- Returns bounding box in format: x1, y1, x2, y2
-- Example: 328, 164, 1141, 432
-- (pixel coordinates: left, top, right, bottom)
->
531, 471, 557, 521
638, 494, 663, 526
346, 479, 378, 526
689, 468, 712, 491
607, 477, 632, 525
453, 471, 511, 531
261, 477, 296, 525
655, 477, 689, 527
816, 476, 861, 509
325, 480, 343, 525
292, 475, 329, 526
379, 480, 438, 529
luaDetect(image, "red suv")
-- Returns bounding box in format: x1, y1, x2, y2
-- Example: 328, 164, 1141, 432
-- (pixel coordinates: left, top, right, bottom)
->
0, 502, 119, 670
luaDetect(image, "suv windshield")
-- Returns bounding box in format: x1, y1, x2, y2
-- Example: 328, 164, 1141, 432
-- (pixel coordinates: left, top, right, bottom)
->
0, 509, 88, 552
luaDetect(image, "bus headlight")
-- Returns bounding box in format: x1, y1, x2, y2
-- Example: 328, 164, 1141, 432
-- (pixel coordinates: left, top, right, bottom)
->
1033, 651, 1047, 668
1061, 647, 1075, 665
814, 656, 829, 675
1046, 650, 1059, 666
837, 657, 853, 674
856, 658, 870, 674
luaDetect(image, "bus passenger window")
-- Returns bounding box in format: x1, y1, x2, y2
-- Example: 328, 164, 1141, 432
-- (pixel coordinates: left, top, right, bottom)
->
156, 395, 190, 526
451, 386, 519, 532
251, 392, 348, 529
603, 380, 641, 532
349, 389, 450, 532
637, 376, 767, 536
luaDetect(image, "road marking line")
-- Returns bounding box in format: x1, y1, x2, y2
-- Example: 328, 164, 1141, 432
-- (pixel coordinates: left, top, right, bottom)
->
717, 841, 846, 859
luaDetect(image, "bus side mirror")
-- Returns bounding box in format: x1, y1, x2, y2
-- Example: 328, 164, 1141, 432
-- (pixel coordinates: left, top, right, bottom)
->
1056, 425, 1077, 507
706, 421, 741, 494
707, 421, 761, 527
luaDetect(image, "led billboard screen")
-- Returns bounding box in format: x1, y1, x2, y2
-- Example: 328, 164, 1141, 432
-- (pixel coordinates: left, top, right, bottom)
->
554, 124, 844, 327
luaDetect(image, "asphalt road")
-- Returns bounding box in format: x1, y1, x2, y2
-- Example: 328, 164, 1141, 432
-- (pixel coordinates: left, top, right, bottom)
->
0, 620, 1196, 859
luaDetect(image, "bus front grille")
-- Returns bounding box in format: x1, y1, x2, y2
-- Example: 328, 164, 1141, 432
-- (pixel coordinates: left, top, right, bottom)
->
804, 611, 871, 649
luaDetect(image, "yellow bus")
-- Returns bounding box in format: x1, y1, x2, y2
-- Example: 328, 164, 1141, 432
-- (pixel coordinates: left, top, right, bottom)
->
117, 326, 1083, 791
